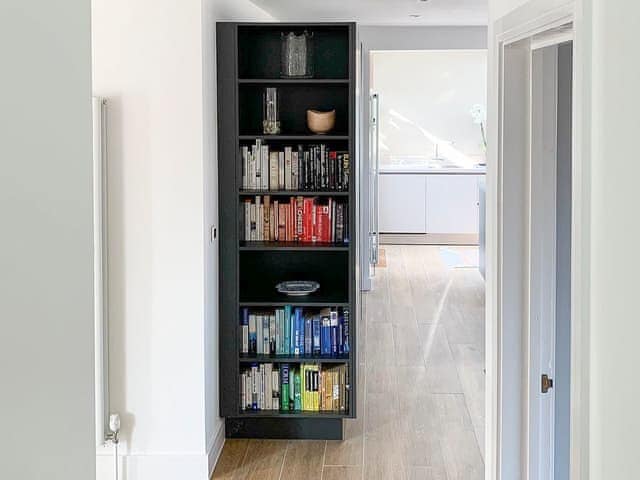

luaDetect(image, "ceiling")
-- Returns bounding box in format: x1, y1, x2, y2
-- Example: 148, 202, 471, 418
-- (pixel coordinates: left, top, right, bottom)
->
250, 0, 488, 26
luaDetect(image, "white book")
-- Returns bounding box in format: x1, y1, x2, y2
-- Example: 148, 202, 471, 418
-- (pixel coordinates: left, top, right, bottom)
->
284, 146, 292, 190
256, 314, 262, 354
265, 363, 272, 410
242, 322, 248, 354
241, 146, 249, 188
255, 196, 262, 241
269, 152, 279, 191
278, 152, 285, 190
244, 201, 250, 241
249, 204, 256, 241
261, 144, 269, 190
291, 151, 299, 190
250, 144, 257, 189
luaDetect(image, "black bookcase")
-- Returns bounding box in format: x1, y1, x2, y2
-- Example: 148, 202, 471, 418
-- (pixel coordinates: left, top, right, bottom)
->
217, 23, 356, 440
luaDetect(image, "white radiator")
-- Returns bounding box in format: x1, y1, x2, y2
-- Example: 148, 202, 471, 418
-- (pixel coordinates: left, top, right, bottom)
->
93, 97, 110, 446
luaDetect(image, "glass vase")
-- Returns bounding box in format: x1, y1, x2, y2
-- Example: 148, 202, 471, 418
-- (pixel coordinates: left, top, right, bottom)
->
281, 31, 314, 78
262, 87, 281, 135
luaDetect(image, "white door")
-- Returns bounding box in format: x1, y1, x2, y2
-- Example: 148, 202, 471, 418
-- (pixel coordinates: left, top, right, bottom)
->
528, 39, 573, 480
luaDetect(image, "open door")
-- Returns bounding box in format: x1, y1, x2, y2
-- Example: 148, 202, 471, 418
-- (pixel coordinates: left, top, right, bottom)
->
529, 37, 573, 480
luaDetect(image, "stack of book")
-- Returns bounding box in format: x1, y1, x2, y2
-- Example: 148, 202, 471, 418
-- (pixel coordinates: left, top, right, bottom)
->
240, 307, 350, 357
241, 140, 350, 192
242, 195, 348, 244
240, 363, 349, 412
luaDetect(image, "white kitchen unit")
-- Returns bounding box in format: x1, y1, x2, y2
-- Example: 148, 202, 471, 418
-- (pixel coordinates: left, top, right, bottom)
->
379, 172, 484, 242
425, 174, 481, 234
379, 174, 426, 233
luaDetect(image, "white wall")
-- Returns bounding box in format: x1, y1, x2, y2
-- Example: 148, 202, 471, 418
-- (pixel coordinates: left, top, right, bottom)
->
201, 0, 273, 475
488, 0, 640, 478
371, 50, 487, 167
589, 1, 640, 478
92, 1, 272, 478
0, 1, 95, 479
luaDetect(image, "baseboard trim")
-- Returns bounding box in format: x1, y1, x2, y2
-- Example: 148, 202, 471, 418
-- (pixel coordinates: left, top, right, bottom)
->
380, 233, 479, 245
208, 423, 226, 478
96, 451, 209, 480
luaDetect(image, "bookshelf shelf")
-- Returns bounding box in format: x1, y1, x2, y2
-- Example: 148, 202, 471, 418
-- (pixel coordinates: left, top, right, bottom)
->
240, 241, 349, 251
239, 79, 349, 85
239, 354, 349, 363
239, 301, 350, 308
237, 410, 348, 419
218, 22, 355, 440
239, 190, 349, 196
238, 135, 349, 141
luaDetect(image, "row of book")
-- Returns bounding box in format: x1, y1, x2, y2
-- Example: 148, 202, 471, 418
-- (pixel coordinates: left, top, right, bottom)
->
241, 140, 350, 192
240, 307, 350, 356
240, 363, 349, 412
242, 195, 348, 243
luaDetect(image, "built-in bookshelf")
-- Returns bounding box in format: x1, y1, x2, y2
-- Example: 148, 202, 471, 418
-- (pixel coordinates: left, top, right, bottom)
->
217, 22, 355, 440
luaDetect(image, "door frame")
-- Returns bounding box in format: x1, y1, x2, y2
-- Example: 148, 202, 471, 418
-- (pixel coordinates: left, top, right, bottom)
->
487, 1, 590, 479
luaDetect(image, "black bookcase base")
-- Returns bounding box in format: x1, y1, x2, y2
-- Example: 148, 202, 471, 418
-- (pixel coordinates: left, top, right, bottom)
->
225, 417, 343, 440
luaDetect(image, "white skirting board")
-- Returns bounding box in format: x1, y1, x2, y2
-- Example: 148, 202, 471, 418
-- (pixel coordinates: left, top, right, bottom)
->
96, 450, 210, 480
380, 233, 479, 245
208, 423, 226, 478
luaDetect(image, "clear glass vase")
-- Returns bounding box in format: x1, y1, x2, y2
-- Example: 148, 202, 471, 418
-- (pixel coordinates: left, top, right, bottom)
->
281, 31, 314, 78
262, 87, 281, 135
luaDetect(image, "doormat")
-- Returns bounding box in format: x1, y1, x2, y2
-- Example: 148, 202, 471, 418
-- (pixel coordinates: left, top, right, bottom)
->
377, 248, 387, 267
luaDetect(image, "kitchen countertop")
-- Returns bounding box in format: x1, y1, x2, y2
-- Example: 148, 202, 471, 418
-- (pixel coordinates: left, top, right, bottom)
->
379, 164, 486, 175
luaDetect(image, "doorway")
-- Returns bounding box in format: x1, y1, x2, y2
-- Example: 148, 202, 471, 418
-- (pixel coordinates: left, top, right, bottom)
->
358, 26, 489, 479
491, 15, 575, 479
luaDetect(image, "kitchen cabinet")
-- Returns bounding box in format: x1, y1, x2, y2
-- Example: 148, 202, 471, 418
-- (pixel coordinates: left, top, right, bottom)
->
379, 174, 426, 233
379, 173, 482, 236
425, 175, 481, 234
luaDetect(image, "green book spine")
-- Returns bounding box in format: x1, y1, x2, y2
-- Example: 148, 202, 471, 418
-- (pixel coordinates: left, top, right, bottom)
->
294, 370, 302, 411
280, 364, 290, 411
284, 305, 291, 355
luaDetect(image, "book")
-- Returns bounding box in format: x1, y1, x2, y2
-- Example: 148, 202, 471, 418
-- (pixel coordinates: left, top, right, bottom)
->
241, 308, 249, 354
293, 369, 302, 410
240, 140, 350, 192
280, 364, 290, 411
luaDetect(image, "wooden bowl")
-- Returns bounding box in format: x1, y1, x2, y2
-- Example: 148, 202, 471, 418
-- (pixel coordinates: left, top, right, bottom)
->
307, 109, 336, 134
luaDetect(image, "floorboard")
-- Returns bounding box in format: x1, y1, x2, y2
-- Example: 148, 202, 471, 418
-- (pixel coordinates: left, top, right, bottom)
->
211, 245, 485, 480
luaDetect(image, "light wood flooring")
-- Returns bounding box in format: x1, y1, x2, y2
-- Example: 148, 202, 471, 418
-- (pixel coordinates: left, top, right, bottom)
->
212, 245, 485, 480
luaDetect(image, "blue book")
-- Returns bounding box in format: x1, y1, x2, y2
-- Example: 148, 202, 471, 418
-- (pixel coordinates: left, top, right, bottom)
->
330, 309, 338, 355
241, 308, 249, 354
294, 308, 303, 355
304, 316, 312, 355
338, 314, 344, 355
284, 305, 291, 355
248, 314, 257, 355
343, 308, 350, 353
312, 316, 321, 355
321, 310, 331, 355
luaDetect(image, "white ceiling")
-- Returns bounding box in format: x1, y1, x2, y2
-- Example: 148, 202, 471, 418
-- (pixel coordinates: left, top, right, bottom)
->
250, 0, 488, 26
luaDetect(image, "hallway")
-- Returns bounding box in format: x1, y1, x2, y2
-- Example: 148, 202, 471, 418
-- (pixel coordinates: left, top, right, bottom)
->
212, 245, 485, 479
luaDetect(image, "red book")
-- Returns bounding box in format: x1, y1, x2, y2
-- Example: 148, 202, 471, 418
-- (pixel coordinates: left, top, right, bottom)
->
295, 196, 304, 241
303, 198, 315, 242
316, 204, 331, 242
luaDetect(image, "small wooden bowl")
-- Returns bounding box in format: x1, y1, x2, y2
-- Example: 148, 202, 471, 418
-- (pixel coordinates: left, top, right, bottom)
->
307, 109, 336, 134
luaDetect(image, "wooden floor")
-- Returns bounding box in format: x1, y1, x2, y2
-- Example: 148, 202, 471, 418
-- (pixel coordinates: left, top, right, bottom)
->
212, 245, 485, 480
